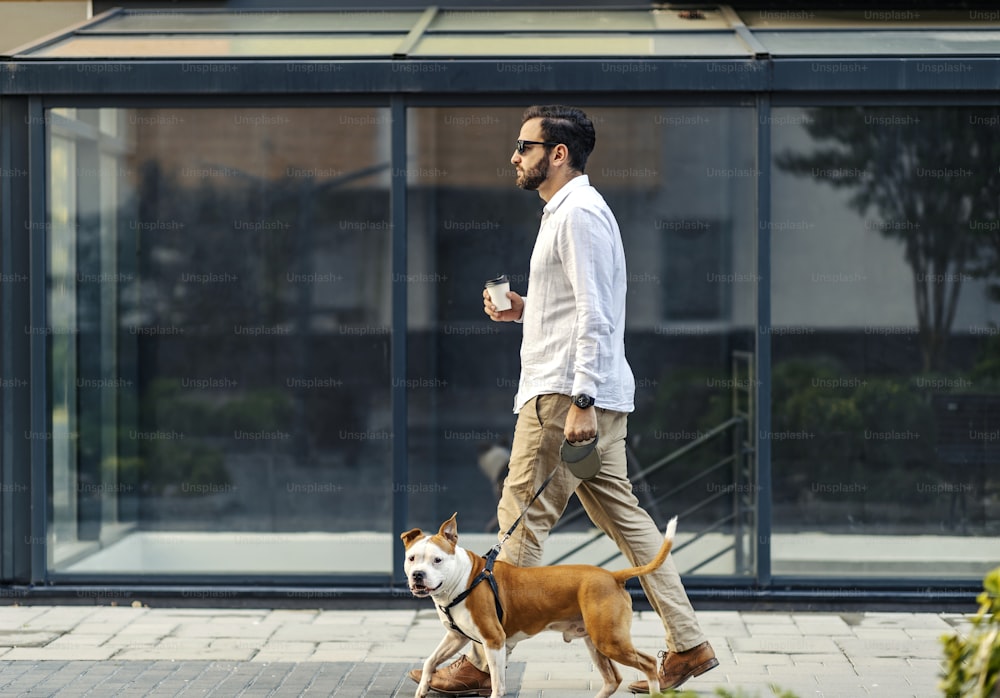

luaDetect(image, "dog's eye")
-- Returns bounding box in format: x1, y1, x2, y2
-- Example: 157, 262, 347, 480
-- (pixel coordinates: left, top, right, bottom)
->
408, 555, 415, 562
434, 557, 442, 564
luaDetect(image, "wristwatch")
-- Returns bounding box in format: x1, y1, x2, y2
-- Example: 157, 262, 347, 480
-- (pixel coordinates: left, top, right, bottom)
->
572, 394, 596, 409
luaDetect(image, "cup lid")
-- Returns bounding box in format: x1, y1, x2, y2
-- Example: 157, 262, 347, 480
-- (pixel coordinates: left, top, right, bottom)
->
485, 274, 508, 286
560, 435, 602, 481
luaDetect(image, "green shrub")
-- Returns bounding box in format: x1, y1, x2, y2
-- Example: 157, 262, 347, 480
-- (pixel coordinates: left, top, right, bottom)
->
940, 566, 1000, 697
129, 378, 293, 495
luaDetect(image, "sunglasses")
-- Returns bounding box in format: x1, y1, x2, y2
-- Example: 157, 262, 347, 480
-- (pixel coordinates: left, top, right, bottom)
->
515, 139, 560, 155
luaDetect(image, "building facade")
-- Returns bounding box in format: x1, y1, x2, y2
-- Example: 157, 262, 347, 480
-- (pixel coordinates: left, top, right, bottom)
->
1, 4, 998, 605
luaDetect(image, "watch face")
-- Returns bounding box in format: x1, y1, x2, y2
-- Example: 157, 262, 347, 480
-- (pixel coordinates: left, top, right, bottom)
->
574, 394, 594, 409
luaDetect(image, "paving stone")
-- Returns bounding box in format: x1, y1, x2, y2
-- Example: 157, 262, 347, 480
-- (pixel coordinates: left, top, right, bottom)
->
729, 664, 777, 687
271, 623, 392, 642
0, 609, 971, 696
172, 622, 276, 639
852, 627, 915, 641
789, 653, 857, 669
21, 607, 98, 631
103, 635, 164, 649
112, 646, 256, 661
696, 610, 743, 622
0, 606, 54, 626
858, 611, 948, 629
251, 650, 316, 663
258, 640, 316, 653
703, 623, 752, 638
3, 647, 117, 660
838, 637, 942, 660
310, 644, 373, 662
866, 677, 938, 697
527, 661, 594, 679
742, 623, 806, 636
791, 613, 855, 635
261, 609, 320, 623
0, 630, 60, 647
742, 612, 796, 624
114, 621, 179, 636
732, 651, 793, 666
731, 636, 839, 654
46, 633, 111, 648
312, 610, 376, 625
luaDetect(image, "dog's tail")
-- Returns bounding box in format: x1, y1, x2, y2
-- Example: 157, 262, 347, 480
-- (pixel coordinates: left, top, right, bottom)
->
611, 517, 677, 583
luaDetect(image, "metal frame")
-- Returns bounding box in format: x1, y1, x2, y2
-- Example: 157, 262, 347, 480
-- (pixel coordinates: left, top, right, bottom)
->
0, 97, 33, 588
754, 92, 773, 590
27, 97, 49, 586
0, 6, 997, 606
390, 96, 409, 587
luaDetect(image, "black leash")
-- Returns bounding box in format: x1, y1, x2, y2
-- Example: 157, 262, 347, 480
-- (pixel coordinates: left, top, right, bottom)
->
436, 465, 561, 643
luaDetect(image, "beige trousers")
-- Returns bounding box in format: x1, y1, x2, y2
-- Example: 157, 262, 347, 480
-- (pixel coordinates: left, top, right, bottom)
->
468, 394, 706, 671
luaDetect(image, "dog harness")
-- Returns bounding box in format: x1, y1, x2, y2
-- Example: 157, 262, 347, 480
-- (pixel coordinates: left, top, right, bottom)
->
433, 465, 561, 644
436, 548, 503, 644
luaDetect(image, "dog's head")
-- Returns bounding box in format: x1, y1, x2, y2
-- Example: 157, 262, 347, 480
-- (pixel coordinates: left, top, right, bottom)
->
400, 513, 462, 599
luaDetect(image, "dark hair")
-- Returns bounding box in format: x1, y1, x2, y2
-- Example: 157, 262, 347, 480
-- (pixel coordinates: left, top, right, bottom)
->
521, 105, 596, 173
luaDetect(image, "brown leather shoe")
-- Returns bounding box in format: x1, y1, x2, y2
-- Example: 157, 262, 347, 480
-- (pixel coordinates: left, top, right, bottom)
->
407, 655, 492, 696
627, 641, 719, 693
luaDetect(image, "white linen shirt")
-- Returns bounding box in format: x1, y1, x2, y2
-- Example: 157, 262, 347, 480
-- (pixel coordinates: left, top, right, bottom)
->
513, 175, 635, 414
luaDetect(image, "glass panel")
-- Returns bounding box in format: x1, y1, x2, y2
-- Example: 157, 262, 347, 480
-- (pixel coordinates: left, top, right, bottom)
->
91, 10, 421, 33
432, 10, 662, 32
48, 130, 79, 559
756, 30, 1000, 55
412, 33, 750, 57
770, 105, 1000, 577
91, 8, 737, 35
405, 105, 756, 578
20, 32, 754, 59
47, 107, 393, 577
741, 9, 1000, 29
30, 35, 405, 58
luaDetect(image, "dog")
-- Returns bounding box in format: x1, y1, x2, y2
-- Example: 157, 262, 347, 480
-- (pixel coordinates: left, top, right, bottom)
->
401, 512, 678, 698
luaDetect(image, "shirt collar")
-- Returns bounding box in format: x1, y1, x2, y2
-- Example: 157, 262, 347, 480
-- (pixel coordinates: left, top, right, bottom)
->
543, 174, 590, 216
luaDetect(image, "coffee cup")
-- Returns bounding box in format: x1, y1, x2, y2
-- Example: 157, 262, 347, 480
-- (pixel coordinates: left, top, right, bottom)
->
485, 275, 512, 312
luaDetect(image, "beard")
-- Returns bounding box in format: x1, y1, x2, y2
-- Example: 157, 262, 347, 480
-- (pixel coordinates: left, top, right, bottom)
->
516, 158, 549, 191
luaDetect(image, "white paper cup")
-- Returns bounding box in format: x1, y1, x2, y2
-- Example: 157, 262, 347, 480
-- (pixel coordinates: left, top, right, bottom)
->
485, 275, 512, 311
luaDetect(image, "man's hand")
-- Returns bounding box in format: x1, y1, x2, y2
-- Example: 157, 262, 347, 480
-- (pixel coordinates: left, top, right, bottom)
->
565, 404, 598, 443
483, 287, 524, 322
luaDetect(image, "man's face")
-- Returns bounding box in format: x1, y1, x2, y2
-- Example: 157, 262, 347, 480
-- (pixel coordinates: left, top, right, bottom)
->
512, 118, 550, 191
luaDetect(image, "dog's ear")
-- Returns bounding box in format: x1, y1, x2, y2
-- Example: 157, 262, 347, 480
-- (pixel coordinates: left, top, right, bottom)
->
438, 512, 459, 545
400, 528, 424, 548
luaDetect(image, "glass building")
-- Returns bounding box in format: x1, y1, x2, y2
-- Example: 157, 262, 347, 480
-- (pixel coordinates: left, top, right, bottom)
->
1, 4, 998, 605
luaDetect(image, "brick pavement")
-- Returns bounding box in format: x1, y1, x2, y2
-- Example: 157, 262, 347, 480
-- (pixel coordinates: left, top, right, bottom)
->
0, 605, 971, 697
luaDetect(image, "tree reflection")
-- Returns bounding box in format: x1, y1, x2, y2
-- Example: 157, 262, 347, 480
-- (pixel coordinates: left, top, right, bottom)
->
775, 107, 1000, 372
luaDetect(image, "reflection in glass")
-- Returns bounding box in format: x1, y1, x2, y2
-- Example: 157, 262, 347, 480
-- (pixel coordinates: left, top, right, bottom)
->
771, 106, 1000, 576
405, 106, 757, 576
46, 107, 394, 576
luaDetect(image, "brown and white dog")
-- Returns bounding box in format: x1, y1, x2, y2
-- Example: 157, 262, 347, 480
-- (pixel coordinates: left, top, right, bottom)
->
401, 513, 678, 698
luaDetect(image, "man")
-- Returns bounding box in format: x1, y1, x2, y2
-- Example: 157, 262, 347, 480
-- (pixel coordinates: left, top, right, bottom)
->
412, 105, 717, 695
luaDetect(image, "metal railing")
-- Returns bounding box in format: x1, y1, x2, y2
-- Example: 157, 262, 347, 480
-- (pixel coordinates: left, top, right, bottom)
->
550, 351, 756, 576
